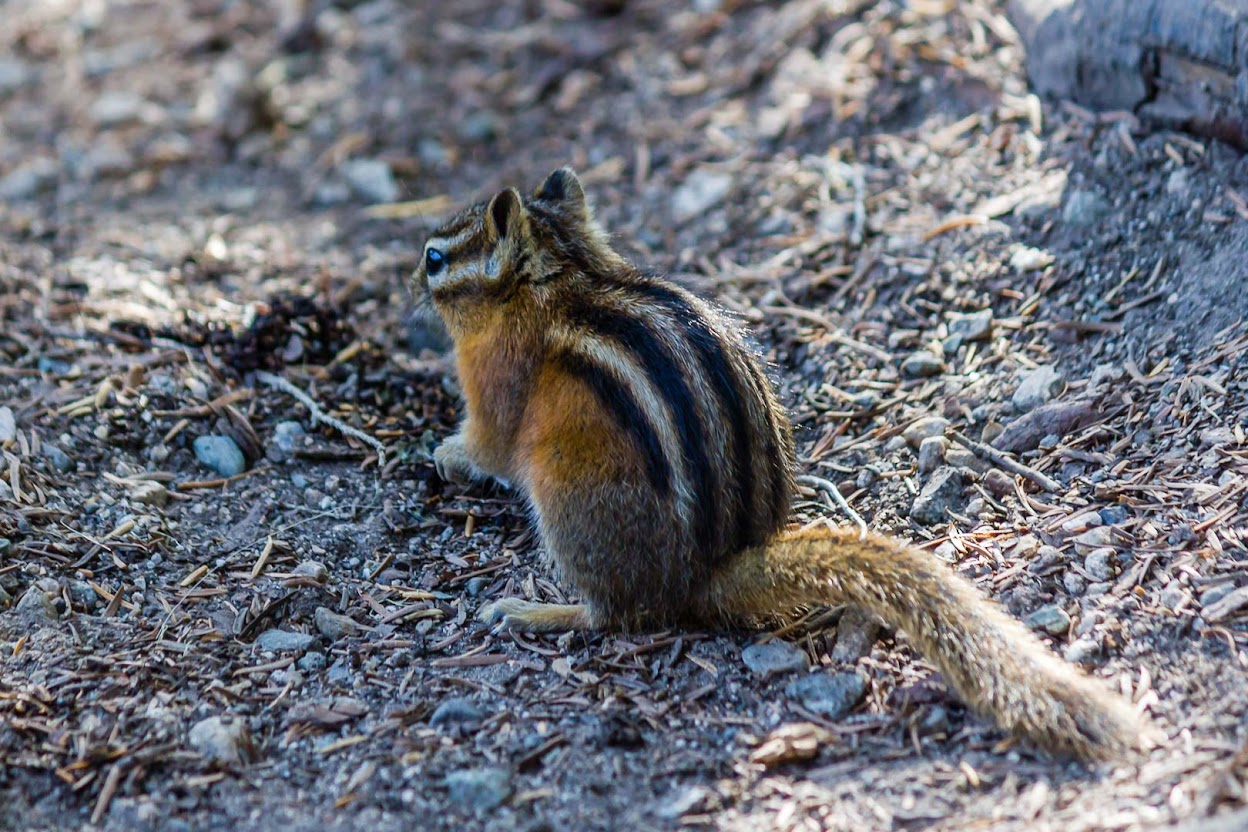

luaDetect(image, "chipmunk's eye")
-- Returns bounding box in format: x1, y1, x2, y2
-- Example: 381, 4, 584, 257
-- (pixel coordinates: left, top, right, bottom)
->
425, 247, 445, 276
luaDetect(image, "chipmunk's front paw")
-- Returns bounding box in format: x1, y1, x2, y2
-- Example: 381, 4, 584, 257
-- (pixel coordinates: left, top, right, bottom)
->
433, 436, 477, 484
477, 599, 591, 633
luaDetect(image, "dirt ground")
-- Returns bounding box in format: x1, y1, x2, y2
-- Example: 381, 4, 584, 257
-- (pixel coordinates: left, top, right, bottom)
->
2, 1, 1247, 830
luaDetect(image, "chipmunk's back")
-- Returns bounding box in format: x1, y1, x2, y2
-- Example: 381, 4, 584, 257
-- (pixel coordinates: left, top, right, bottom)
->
541, 268, 795, 566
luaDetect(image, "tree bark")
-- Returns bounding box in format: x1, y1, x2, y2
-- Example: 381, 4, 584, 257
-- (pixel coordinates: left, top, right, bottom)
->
1007, 0, 1248, 148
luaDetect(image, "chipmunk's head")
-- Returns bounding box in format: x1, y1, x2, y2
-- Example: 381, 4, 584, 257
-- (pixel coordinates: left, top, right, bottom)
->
413, 167, 620, 334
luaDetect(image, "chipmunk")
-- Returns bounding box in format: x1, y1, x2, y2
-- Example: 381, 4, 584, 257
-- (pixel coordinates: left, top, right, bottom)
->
411, 167, 1146, 759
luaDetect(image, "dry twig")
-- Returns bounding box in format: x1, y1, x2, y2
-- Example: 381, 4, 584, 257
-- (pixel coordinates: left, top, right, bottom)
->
797, 474, 869, 539
949, 430, 1063, 493
255, 370, 386, 465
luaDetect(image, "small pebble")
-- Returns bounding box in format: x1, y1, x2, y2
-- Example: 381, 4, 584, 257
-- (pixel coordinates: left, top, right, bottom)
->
902, 416, 949, 448
1063, 572, 1087, 596
291, 561, 328, 583
916, 705, 952, 736
655, 785, 713, 819
314, 606, 361, 640
341, 158, 399, 203
40, 445, 71, 473
430, 697, 486, 730
1166, 168, 1189, 195
1084, 581, 1111, 598
982, 468, 1013, 498
741, 640, 808, 676
784, 671, 868, 719
1198, 584, 1236, 609
1159, 583, 1188, 611
1012, 366, 1065, 413
273, 420, 306, 453
326, 659, 352, 685
188, 716, 257, 765
831, 608, 882, 662
15, 580, 59, 621
947, 309, 993, 342
917, 436, 948, 475
89, 91, 148, 126
297, 652, 327, 672
444, 767, 512, 811
193, 435, 246, 477
1064, 634, 1101, 664
1072, 526, 1114, 553
1060, 510, 1103, 534
1025, 604, 1071, 636
671, 169, 734, 223
255, 629, 317, 653
129, 480, 169, 507
1199, 427, 1235, 449
1098, 505, 1129, 525
0, 407, 15, 442
82, 140, 136, 179
909, 467, 966, 525
1009, 246, 1054, 272
458, 111, 499, 143
37, 357, 72, 375
944, 447, 988, 472
0, 58, 31, 92
1062, 189, 1110, 227
901, 351, 945, 378
1083, 548, 1117, 581
0, 158, 58, 199
1169, 524, 1197, 546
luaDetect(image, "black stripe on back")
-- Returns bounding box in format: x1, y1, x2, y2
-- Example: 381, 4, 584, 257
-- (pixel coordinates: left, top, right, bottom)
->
601, 275, 761, 550
554, 348, 672, 497
568, 300, 717, 557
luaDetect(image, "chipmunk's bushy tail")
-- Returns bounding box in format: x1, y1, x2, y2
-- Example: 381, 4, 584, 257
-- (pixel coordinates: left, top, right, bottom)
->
703, 526, 1145, 759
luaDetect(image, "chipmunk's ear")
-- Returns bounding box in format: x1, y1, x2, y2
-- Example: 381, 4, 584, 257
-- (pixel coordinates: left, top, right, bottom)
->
535, 167, 587, 217
485, 187, 528, 242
